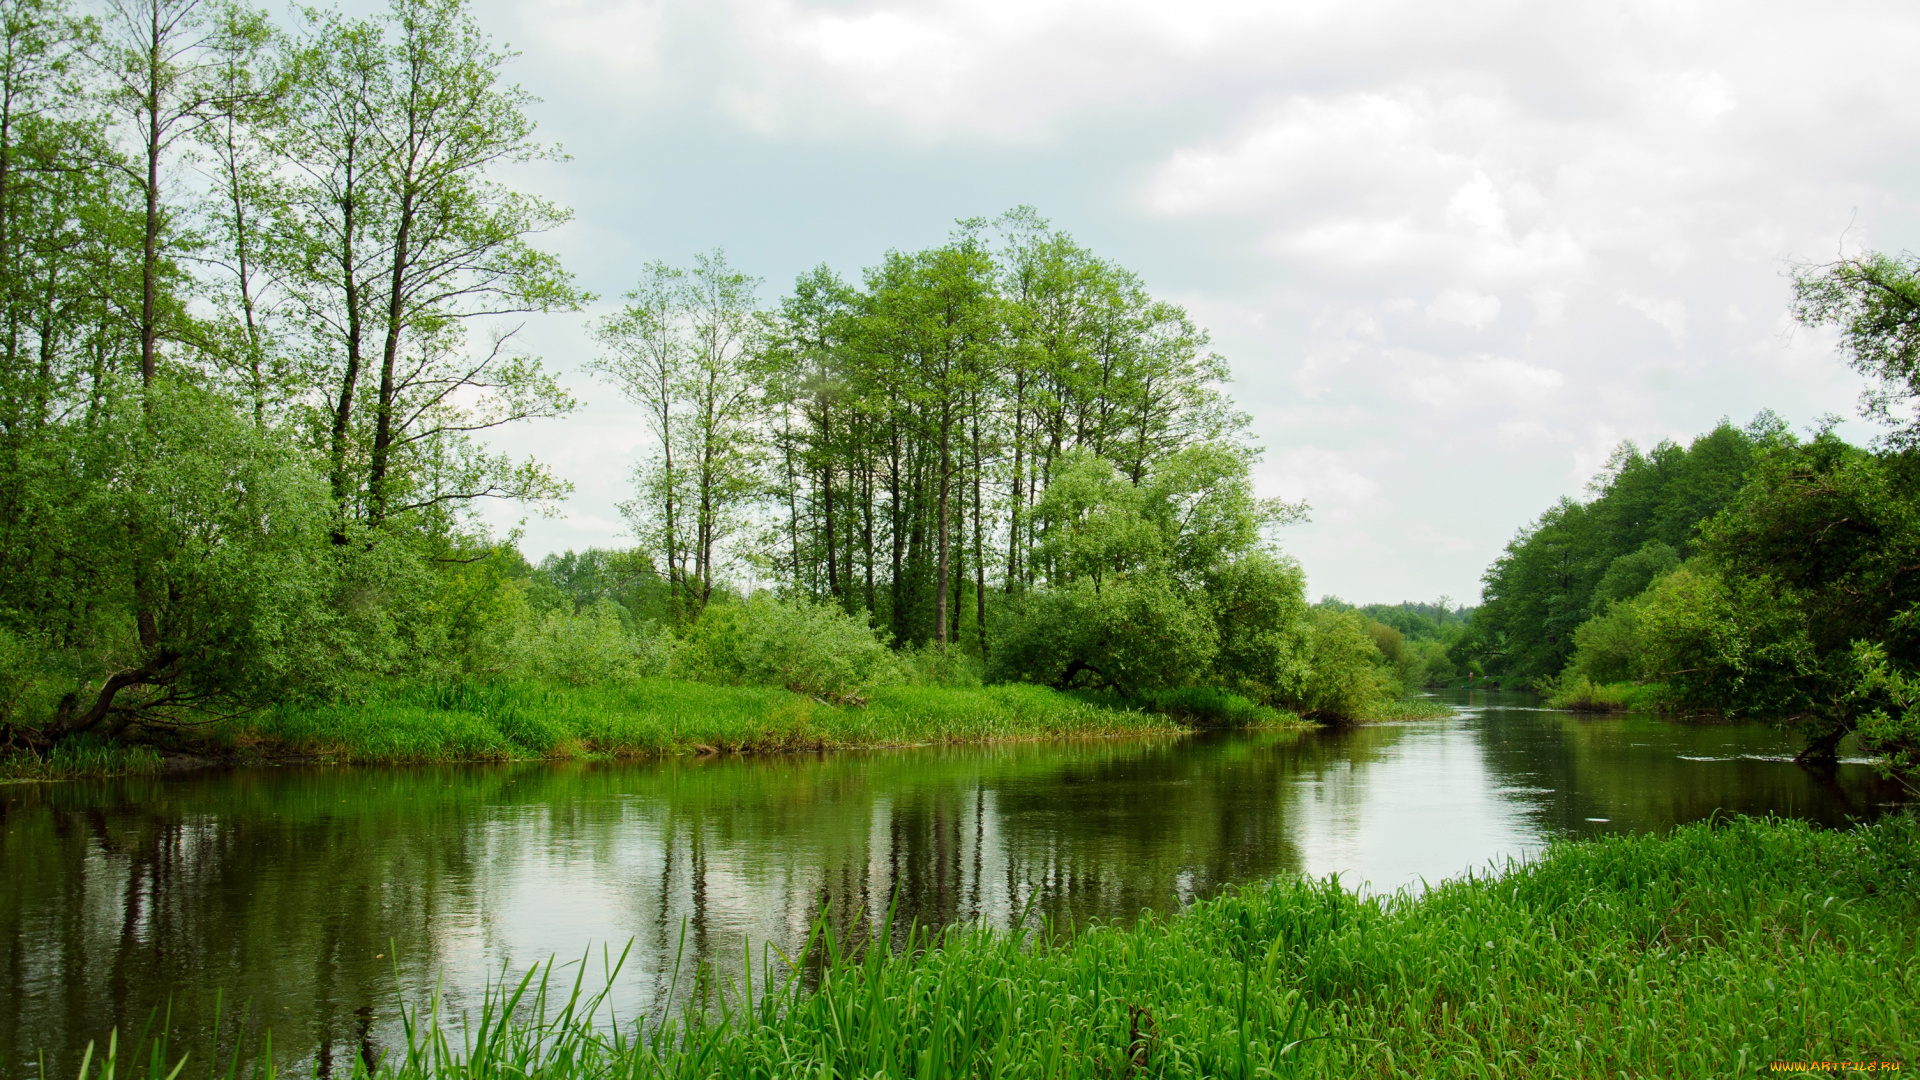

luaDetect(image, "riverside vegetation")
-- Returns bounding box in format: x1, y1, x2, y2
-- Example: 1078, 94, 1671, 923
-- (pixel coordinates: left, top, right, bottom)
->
52, 811, 1920, 1079
0, 0, 1430, 780
1440, 253, 1920, 780
3, 0, 1914, 1076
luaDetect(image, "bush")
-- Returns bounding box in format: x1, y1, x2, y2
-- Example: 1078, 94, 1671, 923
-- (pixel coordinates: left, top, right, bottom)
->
673, 593, 899, 701
1284, 608, 1391, 720
1142, 686, 1296, 727
511, 598, 670, 687
1545, 674, 1670, 713
1206, 552, 1312, 702
1544, 674, 1630, 711
1566, 596, 1645, 685
987, 575, 1220, 699
896, 644, 984, 687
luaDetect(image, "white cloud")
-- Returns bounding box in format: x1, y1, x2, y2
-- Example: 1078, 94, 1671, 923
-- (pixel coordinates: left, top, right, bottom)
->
482, 0, 1920, 601
1426, 289, 1501, 330
1397, 352, 1564, 409
1264, 447, 1380, 520
1619, 293, 1689, 343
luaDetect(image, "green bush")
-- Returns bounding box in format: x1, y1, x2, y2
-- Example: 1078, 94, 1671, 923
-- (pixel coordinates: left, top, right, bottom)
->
511, 598, 670, 686
1206, 552, 1312, 702
673, 593, 899, 701
895, 643, 984, 687
1544, 673, 1630, 711
1285, 608, 1391, 720
1566, 595, 1645, 684
987, 575, 1220, 699
1143, 686, 1296, 727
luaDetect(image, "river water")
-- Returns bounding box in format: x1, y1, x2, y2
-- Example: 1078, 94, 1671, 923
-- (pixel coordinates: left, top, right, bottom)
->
1, 690, 1908, 1075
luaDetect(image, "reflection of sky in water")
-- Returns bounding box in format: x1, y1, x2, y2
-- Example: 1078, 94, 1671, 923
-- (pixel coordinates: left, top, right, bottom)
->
1287, 712, 1544, 893
3, 693, 1910, 1077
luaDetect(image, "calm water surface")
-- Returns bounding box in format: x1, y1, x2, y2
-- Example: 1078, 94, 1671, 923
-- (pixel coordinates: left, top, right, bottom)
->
1, 690, 1907, 1075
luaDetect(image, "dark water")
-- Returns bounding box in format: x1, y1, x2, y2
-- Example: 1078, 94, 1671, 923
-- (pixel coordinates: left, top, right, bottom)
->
1, 690, 1908, 1076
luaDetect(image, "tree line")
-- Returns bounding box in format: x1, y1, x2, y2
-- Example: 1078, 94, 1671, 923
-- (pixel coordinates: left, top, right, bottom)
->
1453, 250, 1920, 780
0, 0, 1425, 753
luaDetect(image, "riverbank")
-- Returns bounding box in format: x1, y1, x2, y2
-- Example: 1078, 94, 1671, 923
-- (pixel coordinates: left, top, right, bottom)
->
1, 678, 1316, 780
595, 814, 1916, 1078
70, 812, 1917, 1078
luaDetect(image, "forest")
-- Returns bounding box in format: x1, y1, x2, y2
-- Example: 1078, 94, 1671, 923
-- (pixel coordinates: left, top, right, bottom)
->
1453, 250, 1920, 779
0, 0, 1426, 772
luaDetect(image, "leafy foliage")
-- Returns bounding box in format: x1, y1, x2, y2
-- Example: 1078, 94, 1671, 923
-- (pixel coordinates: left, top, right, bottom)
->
673, 594, 901, 702
1457, 418, 1779, 680
0, 0, 581, 751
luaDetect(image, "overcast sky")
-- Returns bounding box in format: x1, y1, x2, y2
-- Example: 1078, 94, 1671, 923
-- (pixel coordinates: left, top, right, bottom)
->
457, 0, 1920, 605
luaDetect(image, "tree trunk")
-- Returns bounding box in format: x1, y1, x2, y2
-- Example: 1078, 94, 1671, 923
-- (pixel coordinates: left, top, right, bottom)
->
328, 160, 364, 520
971, 394, 987, 655
822, 403, 840, 605
1005, 367, 1025, 593
935, 400, 951, 650
368, 178, 417, 526
139, 0, 161, 390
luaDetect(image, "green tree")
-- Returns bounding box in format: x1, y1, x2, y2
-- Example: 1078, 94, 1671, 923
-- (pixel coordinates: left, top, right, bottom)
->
1461, 418, 1775, 680
592, 251, 763, 618
271, 0, 578, 531
1792, 251, 1920, 444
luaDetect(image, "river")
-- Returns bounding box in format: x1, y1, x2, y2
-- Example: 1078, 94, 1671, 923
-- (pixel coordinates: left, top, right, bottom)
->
0, 689, 1907, 1076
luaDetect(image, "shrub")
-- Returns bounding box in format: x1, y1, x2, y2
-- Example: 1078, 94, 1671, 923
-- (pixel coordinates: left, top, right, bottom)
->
1143, 686, 1296, 727
512, 598, 670, 686
987, 575, 1219, 699
1206, 552, 1312, 703
896, 644, 984, 687
673, 593, 899, 702
1544, 673, 1630, 712
1284, 608, 1391, 721
1567, 597, 1644, 684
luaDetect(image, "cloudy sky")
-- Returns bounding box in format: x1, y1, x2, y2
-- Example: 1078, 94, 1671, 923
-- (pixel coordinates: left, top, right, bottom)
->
460, 0, 1920, 605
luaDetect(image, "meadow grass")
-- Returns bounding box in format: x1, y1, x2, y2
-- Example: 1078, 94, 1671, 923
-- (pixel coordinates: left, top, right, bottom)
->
218, 677, 1189, 766
64, 812, 1918, 1078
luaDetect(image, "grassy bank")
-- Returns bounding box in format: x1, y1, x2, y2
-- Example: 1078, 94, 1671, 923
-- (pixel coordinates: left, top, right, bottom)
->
2, 678, 1220, 778
245, 678, 1197, 763
68, 813, 1917, 1078
0, 738, 163, 782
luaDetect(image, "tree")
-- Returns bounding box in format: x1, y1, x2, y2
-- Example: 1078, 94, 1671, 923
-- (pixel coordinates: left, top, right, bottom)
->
1460, 419, 1774, 680
593, 251, 763, 618
1792, 251, 1920, 445
272, 0, 579, 531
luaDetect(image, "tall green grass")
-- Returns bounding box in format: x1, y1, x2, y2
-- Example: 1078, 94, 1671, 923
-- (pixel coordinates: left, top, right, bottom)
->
60, 813, 1918, 1078
0, 736, 162, 780
224, 678, 1184, 765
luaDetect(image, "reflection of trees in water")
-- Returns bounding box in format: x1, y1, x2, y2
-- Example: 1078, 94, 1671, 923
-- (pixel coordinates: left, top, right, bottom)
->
1454, 692, 1907, 837
10, 717, 1901, 1077
2, 741, 1320, 1075
1, 769, 509, 1079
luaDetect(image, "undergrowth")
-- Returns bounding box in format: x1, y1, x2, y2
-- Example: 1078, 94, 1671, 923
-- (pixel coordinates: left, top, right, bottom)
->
0, 736, 162, 780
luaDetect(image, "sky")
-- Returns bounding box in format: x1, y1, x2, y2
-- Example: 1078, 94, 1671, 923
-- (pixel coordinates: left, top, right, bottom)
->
455, 0, 1920, 605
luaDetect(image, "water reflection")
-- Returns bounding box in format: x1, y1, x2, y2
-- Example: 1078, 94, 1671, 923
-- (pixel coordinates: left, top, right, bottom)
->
1, 691, 1906, 1075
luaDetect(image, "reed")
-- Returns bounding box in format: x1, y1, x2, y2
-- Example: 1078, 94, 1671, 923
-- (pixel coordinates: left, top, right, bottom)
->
0, 737, 163, 780
59, 812, 1917, 1078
